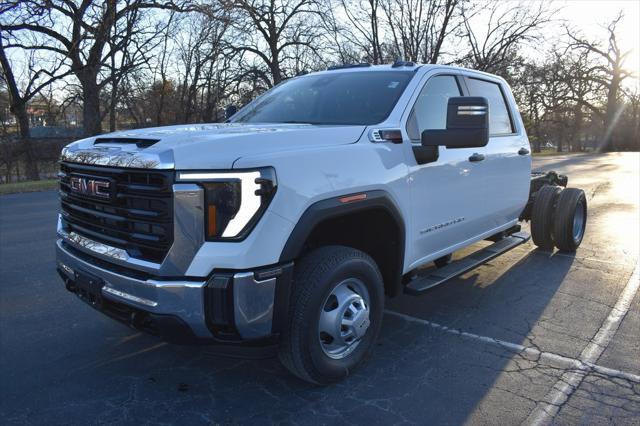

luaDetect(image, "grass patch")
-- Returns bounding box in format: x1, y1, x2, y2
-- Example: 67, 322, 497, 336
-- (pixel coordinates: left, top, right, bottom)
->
0, 179, 58, 195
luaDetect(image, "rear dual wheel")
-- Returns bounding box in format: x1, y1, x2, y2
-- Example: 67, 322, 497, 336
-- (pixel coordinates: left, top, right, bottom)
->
531, 185, 562, 250
531, 186, 587, 252
553, 188, 587, 251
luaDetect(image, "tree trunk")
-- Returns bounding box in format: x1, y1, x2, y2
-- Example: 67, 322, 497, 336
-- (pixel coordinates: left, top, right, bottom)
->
600, 73, 620, 152
556, 124, 563, 153
533, 122, 542, 153
571, 108, 583, 152
1, 43, 39, 180
109, 80, 118, 132
81, 76, 102, 136
531, 97, 542, 153
270, 46, 282, 86
13, 103, 40, 180
156, 79, 167, 126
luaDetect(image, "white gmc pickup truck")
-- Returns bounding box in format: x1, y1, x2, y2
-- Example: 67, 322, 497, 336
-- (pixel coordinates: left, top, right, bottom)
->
56, 62, 587, 384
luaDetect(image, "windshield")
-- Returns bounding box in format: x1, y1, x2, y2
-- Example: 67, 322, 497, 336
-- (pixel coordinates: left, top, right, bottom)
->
231, 71, 414, 125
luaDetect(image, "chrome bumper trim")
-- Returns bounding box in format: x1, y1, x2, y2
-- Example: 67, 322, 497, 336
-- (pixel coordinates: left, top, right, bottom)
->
57, 224, 161, 269
102, 287, 158, 307
233, 272, 276, 339
56, 239, 212, 338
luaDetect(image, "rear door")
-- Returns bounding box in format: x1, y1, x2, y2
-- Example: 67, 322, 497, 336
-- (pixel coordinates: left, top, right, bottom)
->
403, 73, 490, 270
463, 76, 531, 229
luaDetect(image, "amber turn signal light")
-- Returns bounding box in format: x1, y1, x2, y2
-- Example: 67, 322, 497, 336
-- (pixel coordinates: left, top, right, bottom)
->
207, 205, 217, 238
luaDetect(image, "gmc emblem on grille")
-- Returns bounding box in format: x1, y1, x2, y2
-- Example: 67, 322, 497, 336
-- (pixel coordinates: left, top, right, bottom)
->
70, 176, 111, 199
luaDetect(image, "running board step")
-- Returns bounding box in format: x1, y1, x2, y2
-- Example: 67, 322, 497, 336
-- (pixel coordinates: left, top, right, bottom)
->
404, 232, 531, 295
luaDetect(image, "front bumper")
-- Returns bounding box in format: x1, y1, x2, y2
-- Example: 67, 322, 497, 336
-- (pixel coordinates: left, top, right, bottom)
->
56, 239, 293, 345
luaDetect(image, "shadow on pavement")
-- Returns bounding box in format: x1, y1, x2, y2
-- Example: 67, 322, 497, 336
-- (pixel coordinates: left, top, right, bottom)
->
0, 190, 596, 425
1, 243, 575, 425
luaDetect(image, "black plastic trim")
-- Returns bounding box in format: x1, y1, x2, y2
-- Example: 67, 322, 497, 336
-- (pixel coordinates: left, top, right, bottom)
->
327, 63, 371, 70
59, 161, 174, 263
94, 138, 160, 148
279, 190, 406, 295
271, 262, 294, 335
203, 261, 295, 341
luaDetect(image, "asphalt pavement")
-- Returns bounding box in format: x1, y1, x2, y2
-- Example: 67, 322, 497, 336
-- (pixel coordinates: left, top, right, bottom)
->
1, 153, 638, 425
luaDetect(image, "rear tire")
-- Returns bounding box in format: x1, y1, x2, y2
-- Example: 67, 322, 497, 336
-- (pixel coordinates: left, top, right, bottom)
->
278, 246, 384, 385
531, 185, 562, 250
553, 188, 587, 252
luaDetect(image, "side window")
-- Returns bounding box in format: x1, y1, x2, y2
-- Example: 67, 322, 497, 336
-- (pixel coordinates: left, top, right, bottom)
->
406, 75, 461, 141
465, 78, 514, 135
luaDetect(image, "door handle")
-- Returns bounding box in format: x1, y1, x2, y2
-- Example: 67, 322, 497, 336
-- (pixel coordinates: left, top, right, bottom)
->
468, 153, 485, 162
518, 147, 530, 156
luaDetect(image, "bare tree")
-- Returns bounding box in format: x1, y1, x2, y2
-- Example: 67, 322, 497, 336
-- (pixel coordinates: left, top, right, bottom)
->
318, 4, 362, 65
566, 13, 635, 152
560, 50, 602, 152
0, 0, 192, 136
0, 28, 70, 179
146, 10, 178, 126
381, 0, 460, 64
175, 10, 231, 122
228, 0, 322, 87
460, 1, 553, 76
339, 0, 386, 64
514, 62, 546, 152
105, 4, 173, 131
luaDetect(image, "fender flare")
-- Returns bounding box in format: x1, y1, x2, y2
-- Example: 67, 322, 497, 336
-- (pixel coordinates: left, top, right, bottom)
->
279, 190, 406, 295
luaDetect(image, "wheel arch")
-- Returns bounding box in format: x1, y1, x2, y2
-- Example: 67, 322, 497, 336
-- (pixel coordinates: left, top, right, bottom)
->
279, 190, 406, 296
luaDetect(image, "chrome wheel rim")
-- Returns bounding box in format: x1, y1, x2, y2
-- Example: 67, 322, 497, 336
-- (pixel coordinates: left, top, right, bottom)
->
318, 278, 371, 360
573, 201, 586, 241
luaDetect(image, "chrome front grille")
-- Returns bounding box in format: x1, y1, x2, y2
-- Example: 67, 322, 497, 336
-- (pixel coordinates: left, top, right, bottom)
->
59, 162, 174, 263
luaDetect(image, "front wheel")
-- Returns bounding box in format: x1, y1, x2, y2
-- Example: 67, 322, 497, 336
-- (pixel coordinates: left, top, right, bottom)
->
278, 246, 384, 384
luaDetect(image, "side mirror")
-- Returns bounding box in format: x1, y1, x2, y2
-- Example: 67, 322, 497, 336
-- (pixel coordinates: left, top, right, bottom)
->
421, 97, 489, 148
225, 104, 238, 120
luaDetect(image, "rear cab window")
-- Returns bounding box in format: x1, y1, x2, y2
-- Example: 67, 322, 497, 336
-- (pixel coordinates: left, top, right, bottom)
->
465, 77, 515, 135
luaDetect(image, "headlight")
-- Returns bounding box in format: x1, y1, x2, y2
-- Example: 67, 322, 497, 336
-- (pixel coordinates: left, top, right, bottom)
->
177, 168, 276, 240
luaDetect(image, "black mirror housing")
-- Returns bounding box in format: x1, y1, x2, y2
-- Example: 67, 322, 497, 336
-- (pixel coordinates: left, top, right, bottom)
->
421, 97, 489, 149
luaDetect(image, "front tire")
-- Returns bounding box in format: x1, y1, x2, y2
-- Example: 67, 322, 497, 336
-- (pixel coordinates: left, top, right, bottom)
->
278, 246, 384, 385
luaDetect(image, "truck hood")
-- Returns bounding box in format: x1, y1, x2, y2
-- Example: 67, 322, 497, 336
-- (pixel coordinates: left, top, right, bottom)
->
61, 123, 366, 169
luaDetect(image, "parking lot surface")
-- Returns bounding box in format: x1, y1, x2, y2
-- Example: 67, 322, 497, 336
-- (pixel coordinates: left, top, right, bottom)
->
1, 153, 638, 425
